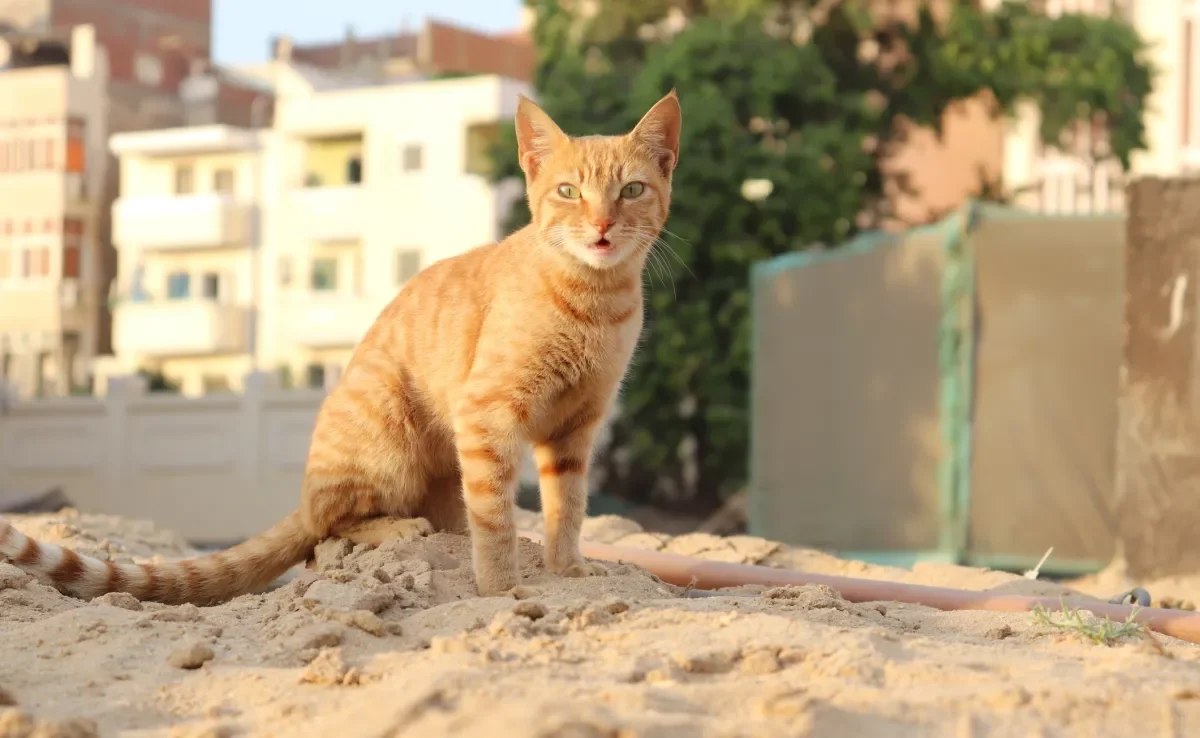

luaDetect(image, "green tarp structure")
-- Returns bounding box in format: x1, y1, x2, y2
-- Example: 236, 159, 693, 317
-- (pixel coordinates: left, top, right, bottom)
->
748, 202, 1125, 574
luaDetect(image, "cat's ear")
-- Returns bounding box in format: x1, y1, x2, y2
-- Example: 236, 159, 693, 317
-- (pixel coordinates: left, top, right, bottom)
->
630, 89, 681, 177
515, 95, 567, 180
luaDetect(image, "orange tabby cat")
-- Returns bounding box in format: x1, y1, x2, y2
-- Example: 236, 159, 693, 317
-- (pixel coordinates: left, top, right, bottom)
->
0, 91, 682, 604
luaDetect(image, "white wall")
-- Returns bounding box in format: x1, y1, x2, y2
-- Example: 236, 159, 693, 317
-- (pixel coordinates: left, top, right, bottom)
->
0, 372, 611, 543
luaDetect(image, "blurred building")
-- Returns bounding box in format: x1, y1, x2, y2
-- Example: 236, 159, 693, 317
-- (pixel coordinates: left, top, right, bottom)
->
0, 0, 270, 398
258, 66, 530, 391
98, 124, 268, 396
0, 25, 107, 397
97, 60, 531, 396
273, 18, 534, 83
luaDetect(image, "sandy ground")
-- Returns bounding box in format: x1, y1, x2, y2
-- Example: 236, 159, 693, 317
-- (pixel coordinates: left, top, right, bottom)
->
4, 510, 1200, 737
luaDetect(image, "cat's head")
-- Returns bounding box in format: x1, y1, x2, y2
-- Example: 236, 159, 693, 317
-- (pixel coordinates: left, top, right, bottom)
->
515, 91, 681, 271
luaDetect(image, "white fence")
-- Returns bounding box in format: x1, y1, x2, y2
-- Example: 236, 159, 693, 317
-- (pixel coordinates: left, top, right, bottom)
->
0, 372, 550, 543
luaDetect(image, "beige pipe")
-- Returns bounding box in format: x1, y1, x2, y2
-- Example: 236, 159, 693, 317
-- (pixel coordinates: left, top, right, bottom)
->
520, 531, 1200, 646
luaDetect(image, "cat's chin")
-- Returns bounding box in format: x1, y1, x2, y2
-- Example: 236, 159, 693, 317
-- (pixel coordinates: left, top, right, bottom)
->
569, 244, 627, 270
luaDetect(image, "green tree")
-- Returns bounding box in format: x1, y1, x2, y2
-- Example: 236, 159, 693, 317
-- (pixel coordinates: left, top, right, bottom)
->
492, 0, 1154, 511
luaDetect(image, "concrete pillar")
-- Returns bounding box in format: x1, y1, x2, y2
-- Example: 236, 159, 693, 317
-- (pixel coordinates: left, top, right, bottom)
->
1114, 177, 1200, 578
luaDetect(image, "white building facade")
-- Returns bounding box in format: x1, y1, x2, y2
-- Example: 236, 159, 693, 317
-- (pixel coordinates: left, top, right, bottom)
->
1001, 0, 1200, 213
101, 69, 531, 395
259, 70, 529, 389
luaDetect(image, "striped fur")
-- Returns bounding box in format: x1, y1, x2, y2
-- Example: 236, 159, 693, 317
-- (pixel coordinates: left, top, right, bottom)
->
0, 511, 313, 606
0, 92, 682, 602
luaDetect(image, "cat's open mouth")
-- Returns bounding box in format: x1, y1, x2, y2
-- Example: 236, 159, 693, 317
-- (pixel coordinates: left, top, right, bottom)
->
591, 238, 612, 252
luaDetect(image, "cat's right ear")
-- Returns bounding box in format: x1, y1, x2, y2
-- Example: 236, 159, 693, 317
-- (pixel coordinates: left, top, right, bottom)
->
515, 95, 567, 180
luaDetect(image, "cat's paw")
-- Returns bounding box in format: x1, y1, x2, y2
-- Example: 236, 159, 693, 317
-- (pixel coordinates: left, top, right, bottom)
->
475, 570, 520, 597
559, 561, 609, 579
508, 585, 541, 600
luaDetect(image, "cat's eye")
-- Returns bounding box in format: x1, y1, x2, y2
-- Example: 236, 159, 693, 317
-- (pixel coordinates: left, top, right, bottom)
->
557, 184, 581, 199
621, 182, 645, 199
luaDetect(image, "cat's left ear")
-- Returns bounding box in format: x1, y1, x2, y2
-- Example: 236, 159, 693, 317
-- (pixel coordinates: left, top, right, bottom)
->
630, 89, 682, 177
515, 94, 567, 180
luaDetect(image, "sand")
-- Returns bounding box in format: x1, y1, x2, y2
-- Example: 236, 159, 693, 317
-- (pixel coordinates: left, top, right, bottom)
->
4, 509, 1200, 737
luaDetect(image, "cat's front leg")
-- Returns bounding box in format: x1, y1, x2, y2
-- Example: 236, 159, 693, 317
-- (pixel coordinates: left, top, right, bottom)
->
533, 404, 608, 578
454, 406, 523, 596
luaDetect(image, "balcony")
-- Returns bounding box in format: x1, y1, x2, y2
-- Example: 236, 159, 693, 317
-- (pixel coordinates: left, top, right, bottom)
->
113, 195, 256, 251
279, 295, 380, 348
288, 187, 368, 242
114, 300, 251, 357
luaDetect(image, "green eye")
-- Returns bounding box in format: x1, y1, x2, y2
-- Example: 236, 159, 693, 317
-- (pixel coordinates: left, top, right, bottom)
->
557, 184, 580, 199
621, 182, 645, 198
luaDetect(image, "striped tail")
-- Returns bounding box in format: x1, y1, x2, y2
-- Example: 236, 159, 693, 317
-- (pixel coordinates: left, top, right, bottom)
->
0, 511, 316, 606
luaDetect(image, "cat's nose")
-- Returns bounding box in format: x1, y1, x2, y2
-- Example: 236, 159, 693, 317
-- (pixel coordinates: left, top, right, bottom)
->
591, 217, 614, 236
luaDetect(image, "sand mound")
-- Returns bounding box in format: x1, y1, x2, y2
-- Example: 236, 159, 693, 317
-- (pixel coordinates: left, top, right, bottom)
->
3, 509, 1200, 737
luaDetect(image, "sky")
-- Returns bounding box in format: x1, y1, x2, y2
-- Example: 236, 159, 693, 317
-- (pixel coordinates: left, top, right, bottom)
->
212, 0, 525, 65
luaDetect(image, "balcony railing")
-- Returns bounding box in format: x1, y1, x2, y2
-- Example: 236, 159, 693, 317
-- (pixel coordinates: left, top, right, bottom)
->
114, 299, 251, 357
113, 195, 257, 251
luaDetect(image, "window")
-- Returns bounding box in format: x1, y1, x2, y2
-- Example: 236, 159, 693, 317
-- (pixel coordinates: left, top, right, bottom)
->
279, 256, 293, 286
0, 249, 9, 279
63, 218, 83, 279
396, 249, 422, 285
134, 52, 164, 86
166, 271, 191, 299
201, 272, 220, 299
212, 168, 235, 194
66, 117, 85, 173
401, 144, 423, 172
174, 164, 194, 195
12, 139, 26, 172
0, 140, 7, 172
346, 156, 362, 184
306, 363, 326, 389
311, 257, 338, 291
202, 374, 231, 394
22, 248, 49, 278
27, 139, 39, 169
465, 123, 501, 176
62, 245, 80, 278
44, 138, 55, 169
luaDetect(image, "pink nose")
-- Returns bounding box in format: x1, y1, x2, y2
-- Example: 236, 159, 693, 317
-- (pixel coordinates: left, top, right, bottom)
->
592, 217, 614, 236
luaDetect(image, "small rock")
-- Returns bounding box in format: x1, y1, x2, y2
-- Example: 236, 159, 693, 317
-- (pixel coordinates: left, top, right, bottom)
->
512, 602, 548, 620
302, 580, 393, 614
288, 624, 343, 651
985, 625, 1014, 640
671, 649, 737, 674
168, 643, 215, 670
429, 636, 474, 655
312, 539, 354, 571
740, 648, 782, 675
762, 584, 847, 610
299, 648, 358, 686
372, 569, 391, 583
0, 687, 14, 706
598, 598, 630, 615
91, 592, 143, 611
0, 563, 32, 591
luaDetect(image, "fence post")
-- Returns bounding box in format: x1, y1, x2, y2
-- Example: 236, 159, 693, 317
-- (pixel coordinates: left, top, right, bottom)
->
240, 370, 279, 499
102, 374, 147, 514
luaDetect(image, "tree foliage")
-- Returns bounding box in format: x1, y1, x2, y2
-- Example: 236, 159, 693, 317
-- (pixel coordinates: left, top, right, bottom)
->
491, 0, 1154, 511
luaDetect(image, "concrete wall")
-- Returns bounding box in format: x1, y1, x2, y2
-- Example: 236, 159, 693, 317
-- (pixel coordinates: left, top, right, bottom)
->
0, 372, 567, 544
